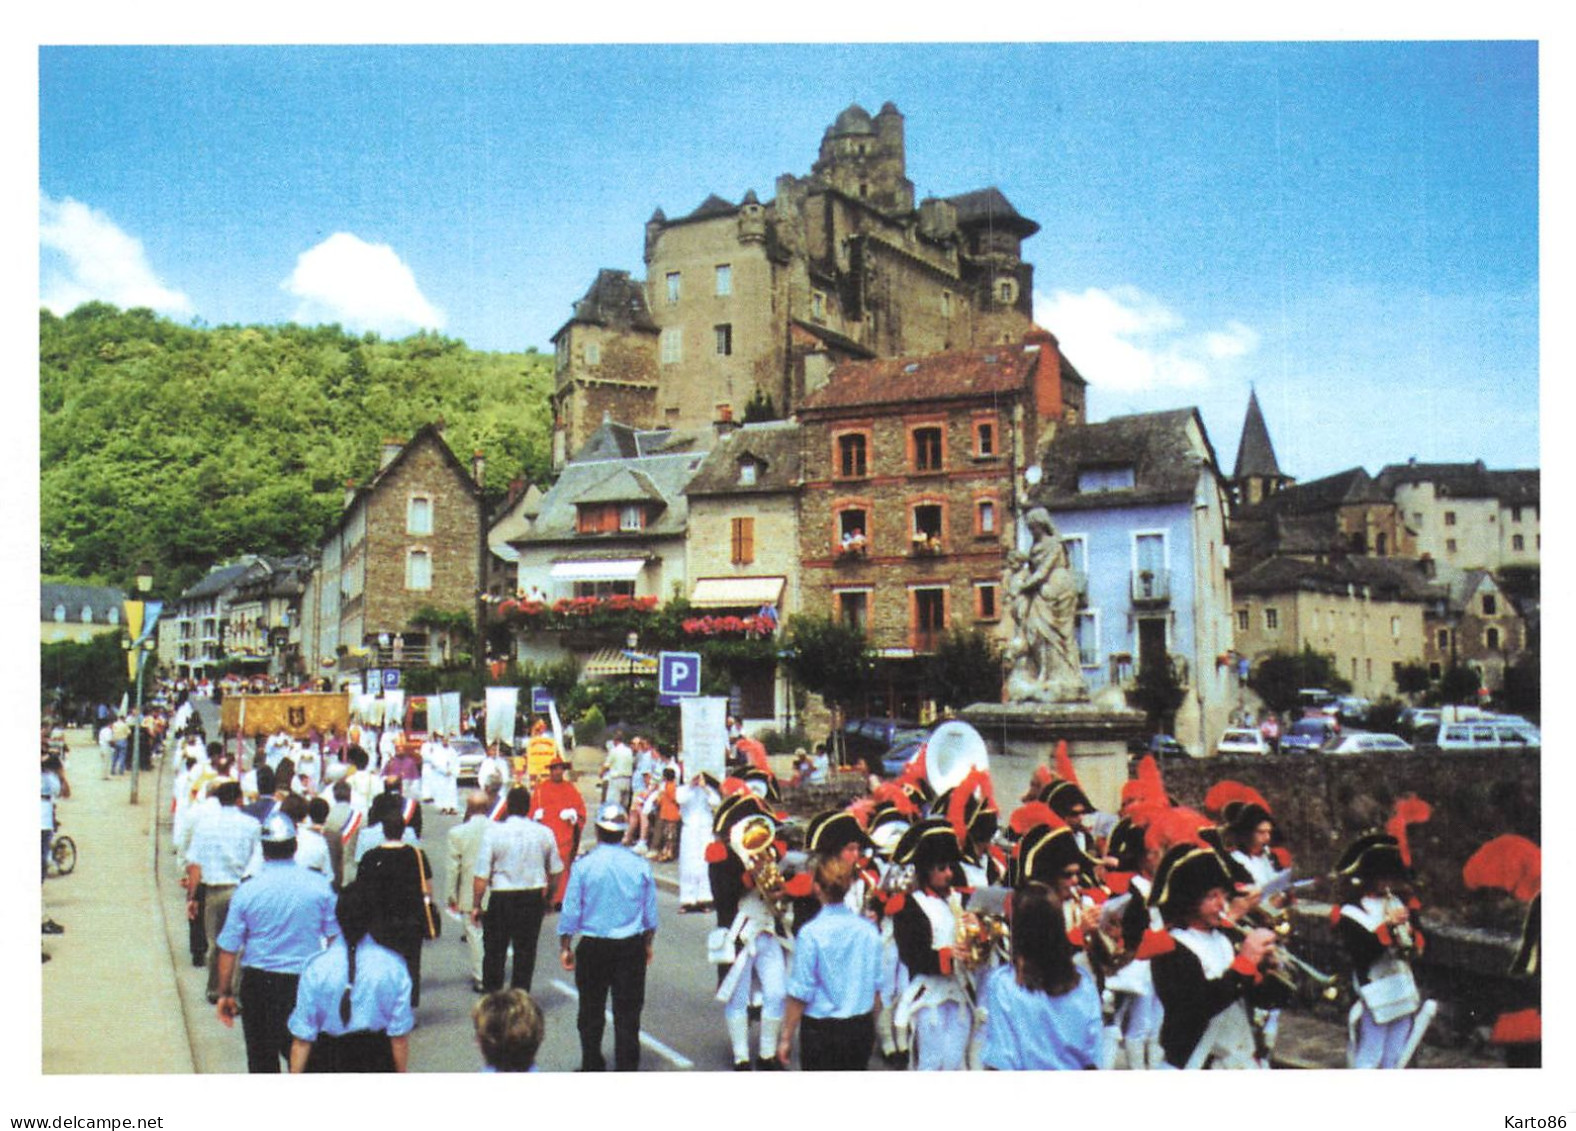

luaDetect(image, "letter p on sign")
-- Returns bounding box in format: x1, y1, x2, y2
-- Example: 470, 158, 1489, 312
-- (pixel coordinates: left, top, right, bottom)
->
659, 651, 702, 697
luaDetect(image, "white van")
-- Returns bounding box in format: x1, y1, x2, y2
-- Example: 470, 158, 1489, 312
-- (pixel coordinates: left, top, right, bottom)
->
1434, 721, 1540, 751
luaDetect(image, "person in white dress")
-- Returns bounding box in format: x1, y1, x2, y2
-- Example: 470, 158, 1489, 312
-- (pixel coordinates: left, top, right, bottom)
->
427, 734, 460, 815
675, 772, 720, 911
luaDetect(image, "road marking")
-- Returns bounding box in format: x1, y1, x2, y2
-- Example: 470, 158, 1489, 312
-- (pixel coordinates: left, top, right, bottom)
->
548, 978, 695, 1069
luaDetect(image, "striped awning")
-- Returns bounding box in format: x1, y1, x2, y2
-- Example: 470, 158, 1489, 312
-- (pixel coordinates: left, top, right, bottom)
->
581, 648, 659, 679
690, 576, 785, 608
549, 558, 646, 582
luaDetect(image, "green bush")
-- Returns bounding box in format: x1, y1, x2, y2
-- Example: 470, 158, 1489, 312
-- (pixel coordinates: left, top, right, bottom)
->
755, 726, 813, 755
577, 704, 606, 747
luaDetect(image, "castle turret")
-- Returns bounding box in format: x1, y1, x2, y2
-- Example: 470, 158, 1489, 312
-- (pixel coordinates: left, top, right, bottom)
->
812, 102, 915, 214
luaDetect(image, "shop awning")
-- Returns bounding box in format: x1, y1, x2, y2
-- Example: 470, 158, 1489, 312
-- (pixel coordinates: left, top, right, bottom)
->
581, 648, 659, 679
689, 576, 785, 608
549, 558, 646, 582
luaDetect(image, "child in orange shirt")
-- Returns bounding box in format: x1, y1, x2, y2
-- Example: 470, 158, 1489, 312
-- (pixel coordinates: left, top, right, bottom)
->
652, 768, 682, 862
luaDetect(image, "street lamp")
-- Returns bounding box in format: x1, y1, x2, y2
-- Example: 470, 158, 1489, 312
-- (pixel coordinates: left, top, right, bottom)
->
126, 566, 155, 805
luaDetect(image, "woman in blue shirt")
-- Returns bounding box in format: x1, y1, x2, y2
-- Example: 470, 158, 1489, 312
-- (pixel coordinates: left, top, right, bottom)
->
980, 883, 1102, 1070
288, 880, 414, 1072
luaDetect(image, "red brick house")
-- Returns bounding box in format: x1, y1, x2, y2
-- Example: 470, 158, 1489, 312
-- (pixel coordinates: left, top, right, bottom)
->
796, 330, 1086, 719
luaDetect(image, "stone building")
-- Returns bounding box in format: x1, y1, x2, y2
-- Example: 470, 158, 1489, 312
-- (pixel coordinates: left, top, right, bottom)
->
1229, 388, 1294, 506
41, 582, 127, 646
1377, 460, 1540, 572
1231, 555, 1434, 702
221, 555, 313, 682
300, 424, 485, 684
550, 102, 1041, 463
796, 334, 1085, 720
167, 559, 259, 680
1229, 467, 1417, 577
1422, 567, 1529, 690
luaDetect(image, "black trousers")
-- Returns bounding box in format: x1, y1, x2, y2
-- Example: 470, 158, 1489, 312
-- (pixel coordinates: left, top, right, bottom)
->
799, 1012, 876, 1071
189, 883, 208, 962
575, 935, 647, 1071
306, 1030, 395, 1073
483, 889, 547, 991
239, 967, 300, 1073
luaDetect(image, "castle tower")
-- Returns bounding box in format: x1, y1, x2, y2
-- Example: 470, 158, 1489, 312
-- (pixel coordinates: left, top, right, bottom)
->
811, 101, 915, 214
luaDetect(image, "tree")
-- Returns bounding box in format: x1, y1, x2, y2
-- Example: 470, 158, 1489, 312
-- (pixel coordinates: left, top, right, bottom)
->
1129, 656, 1186, 734
741, 388, 778, 423
924, 626, 1003, 713
1439, 663, 1483, 705
1393, 662, 1432, 700
41, 633, 128, 716
1247, 647, 1351, 716
1500, 652, 1540, 719
781, 614, 875, 750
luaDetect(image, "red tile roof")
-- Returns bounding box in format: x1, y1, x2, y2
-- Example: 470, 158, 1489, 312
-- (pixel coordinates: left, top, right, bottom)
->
801, 343, 1045, 412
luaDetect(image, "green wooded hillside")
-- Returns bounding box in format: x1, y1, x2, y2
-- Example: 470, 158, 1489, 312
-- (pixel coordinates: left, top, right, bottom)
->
41, 303, 555, 595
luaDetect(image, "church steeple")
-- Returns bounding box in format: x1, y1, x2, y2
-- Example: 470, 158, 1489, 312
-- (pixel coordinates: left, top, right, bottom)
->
1232, 388, 1293, 505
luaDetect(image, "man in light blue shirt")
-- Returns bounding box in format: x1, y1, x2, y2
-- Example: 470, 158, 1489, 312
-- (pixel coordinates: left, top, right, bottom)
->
558, 803, 658, 1071
777, 856, 883, 1070
215, 813, 339, 1073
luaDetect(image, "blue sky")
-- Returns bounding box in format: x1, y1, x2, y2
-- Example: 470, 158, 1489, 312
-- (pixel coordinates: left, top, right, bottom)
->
38, 42, 1539, 482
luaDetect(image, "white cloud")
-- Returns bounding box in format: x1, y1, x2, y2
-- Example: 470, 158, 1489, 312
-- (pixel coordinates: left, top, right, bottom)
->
39, 195, 193, 317
1034, 286, 1257, 393
283, 233, 444, 337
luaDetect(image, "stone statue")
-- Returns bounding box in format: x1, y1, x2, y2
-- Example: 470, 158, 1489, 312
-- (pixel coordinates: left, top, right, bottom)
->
1004, 507, 1089, 703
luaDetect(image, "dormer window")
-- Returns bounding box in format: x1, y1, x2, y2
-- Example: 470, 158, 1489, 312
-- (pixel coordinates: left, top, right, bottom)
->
1077, 466, 1136, 492
620, 504, 646, 531
81, 605, 94, 624
54, 604, 66, 623
739, 459, 759, 487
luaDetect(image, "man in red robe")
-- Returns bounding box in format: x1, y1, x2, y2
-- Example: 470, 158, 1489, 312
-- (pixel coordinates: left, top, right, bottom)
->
532, 755, 587, 909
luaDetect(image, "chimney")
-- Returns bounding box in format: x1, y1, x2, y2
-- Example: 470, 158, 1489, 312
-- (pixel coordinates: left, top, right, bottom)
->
472, 450, 486, 487
380, 437, 402, 470
714, 403, 738, 437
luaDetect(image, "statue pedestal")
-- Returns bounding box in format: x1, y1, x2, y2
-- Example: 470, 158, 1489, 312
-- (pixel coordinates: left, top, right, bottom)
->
959, 701, 1149, 815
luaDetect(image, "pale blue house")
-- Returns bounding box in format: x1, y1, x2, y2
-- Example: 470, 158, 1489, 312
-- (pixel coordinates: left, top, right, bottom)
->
1027, 409, 1237, 755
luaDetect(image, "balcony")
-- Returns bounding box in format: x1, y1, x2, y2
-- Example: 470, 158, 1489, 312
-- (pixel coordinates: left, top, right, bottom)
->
1130, 568, 1171, 606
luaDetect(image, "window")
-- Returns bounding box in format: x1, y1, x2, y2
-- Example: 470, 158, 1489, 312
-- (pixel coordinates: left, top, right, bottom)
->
974, 417, 997, 458
665, 272, 681, 304
837, 507, 870, 555
1446, 539, 1458, 554
836, 589, 869, 630
715, 264, 732, 296
911, 426, 944, 472
1445, 511, 1457, 526
406, 549, 432, 591
912, 503, 943, 549
661, 327, 682, 364
997, 278, 1017, 303
1391, 616, 1401, 638
80, 605, 93, 623
836, 433, 868, 479
53, 604, 66, 623
574, 580, 635, 600
407, 495, 433, 535
584, 340, 600, 365
1078, 466, 1136, 492
975, 498, 997, 536
1512, 534, 1525, 551
940, 291, 952, 318
714, 324, 733, 356
1076, 612, 1099, 667
912, 587, 947, 650
107, 607, 119, 625
1413, 512, 1423, 527
810, 291, 826, 321
1511, 506, 1523, 523
1264, 608, 1279, 631
1486, 627, 1501, 650
1483, 594, 1497, 615
620, 504, 646, 532
1437, 629, 1450, 649
738, 459, 758, 487
975, 582, 999, 621
1236, 609, 1249, 633
731, 517, 755, 565
1429, 662, 1442, 679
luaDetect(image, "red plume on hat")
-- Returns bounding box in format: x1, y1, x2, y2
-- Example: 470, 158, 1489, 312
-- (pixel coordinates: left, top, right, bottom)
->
1125, 754, 1164, 804
720, 776, 749, 798
1463, 834, 1541, 903
1386, 795, 1432, 867
847, 796, 876, 829
1203, 780, 1271, 818
1054, 739, 1077, 786
871, 780, 920, 818
1145, 806, 1209, 854
1022, 763, 1055, 802
946, 767, 997, 844
898, 745, 928, 790
1007, 801, 1065, 838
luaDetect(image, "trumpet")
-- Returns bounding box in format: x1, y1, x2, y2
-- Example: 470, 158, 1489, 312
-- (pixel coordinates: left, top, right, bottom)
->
955, 909, 1010, 970
1381, 887, 1418, 955
1218, 915, 1340, 1003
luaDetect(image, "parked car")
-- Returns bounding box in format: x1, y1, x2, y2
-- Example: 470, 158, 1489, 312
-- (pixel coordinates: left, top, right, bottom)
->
452, 735, 488, 784
1335, 696, 1372, 725
1281, 716, 1340, 754
1298, 688, 1339, 715
1433, 721, 1541, 752
881, 737, 927, 777
1398, 707, 1441, 738
842, 717, 927, 761
1140, 733, 1189, 759
1326, 732, 1414, 756
1216, 728, 1270, 757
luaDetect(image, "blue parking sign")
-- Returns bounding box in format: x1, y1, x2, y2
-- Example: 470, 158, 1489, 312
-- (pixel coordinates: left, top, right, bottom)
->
383, 669, 401, 690
659, 651, 702, 697
531, 685, 553, 714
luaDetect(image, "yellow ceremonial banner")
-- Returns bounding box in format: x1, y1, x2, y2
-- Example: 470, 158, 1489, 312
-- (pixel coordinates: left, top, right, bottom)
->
123, 600, 145, 642
220, 691, 352, 739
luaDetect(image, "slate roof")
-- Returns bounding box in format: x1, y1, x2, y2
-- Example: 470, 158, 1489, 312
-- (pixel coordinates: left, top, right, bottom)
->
553, 269, 657, 340
1033, 408, 1219, 512
944, 186, 1040, 237
180, 560, 256, 601
575, 467, 667, 506
1252, 467, 1389, 515
685, 421, 804, 498
570, 419, 700, 463
1377, 461, 1540, 505
801, 342, 1054, 412
1232, 389, 1284, 481
1232, 555, 1440, 603
828, 103, 876, 136
41, 583, 128, 623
